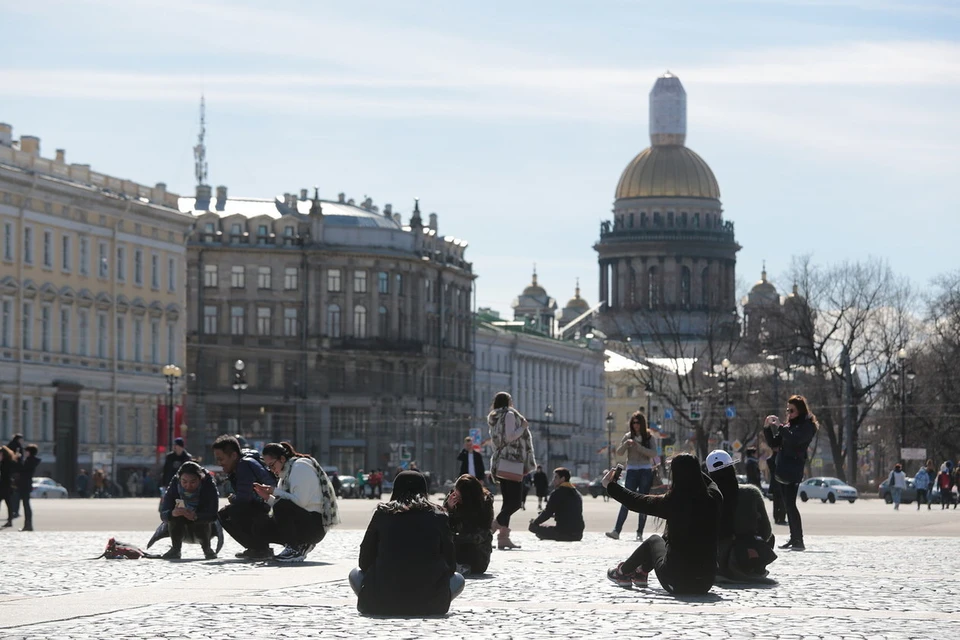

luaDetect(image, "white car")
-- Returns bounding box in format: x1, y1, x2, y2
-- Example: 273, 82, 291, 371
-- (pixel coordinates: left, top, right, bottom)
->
31, 477, 68, 499
798, 476, 858, 504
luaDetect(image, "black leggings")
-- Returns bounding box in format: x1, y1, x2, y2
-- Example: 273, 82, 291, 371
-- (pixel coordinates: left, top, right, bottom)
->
622, 535, 713, 594
780, 481, 803, 542
496, 479, 523, 527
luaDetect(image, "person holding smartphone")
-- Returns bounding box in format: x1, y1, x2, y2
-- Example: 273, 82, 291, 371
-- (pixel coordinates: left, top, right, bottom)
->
606, 412, 656, 541
766, 395, 819, 551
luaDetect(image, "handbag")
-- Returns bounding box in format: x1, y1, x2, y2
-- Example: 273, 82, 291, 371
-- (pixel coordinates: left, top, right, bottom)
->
495, 459, 525, 482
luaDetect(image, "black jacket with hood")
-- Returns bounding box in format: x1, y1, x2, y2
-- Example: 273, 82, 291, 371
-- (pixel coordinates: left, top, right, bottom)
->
160, 463, 219, 524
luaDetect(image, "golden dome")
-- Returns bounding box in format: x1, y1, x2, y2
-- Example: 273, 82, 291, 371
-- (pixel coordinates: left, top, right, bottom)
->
615, 145, 720, 200
564, 281, 590, 312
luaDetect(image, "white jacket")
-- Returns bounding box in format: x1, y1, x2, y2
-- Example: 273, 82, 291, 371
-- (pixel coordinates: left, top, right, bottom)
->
271, 457, 324, 513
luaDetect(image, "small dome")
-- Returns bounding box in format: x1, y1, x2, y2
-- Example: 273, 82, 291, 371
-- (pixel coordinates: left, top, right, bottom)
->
748, 267, 779, 305
564, 280, 590, 313
522, 268, 547, 298
615, 145, 720, 200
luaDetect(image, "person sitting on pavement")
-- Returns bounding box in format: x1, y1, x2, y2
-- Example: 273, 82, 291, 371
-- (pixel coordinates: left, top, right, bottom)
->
528, 467, 585, 542
213, 434, 277, 560
254, 442, 340, 563
705, 450, 776, 584
604, 453, 722, 594
159, 461, 220, 559
161, 437, 192, 490
443, 473, 495, 575
349, 470, 464, 616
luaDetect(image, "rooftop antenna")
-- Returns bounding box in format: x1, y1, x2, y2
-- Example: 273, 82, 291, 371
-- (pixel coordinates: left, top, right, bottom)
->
193, 95, 208, 186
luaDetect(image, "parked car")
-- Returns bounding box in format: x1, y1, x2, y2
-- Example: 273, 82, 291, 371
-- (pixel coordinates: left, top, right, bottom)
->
587, 472, 627, 498
877, 477, 944, 504
339, 476, 359, 498
798, 477, 858, 503
31, 477, 68, 499
570, 476, 592, 496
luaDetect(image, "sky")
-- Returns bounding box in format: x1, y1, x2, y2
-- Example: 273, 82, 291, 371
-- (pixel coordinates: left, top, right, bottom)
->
1, 0, 957, 316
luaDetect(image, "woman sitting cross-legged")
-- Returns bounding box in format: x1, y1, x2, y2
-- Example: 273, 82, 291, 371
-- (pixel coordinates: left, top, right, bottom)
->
604, 453, 722, 594
443, 474, 495, 576
350, 471, 465, 616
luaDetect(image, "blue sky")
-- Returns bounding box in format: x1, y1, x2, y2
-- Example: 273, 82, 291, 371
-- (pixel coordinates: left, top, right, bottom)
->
1, 0, 957, 315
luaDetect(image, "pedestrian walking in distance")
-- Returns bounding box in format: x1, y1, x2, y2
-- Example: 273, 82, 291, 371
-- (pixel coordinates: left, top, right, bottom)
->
533, 465, 548, 511
914, 461, 933, 510
457, 437, 485, 481
888, 464, 907, 510
606, 412, 656, 541
765, 395, 819, 552
17, 444, 40, 531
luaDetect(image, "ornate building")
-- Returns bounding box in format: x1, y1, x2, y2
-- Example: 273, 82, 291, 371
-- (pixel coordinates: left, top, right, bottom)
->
511, 267, 558, 337
594, 73, 740, 345
741, 265, 810, 355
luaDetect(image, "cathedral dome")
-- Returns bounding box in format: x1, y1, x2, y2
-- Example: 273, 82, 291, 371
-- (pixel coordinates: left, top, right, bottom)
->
564, 282, 590, 314
615, 145, 720, 200
748, 267, 779, 305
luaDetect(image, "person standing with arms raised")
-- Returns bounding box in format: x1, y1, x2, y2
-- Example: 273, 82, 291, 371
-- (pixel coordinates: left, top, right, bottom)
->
606, 412, 656, 541
765, 395, 819, 551
488, 392, 536, 550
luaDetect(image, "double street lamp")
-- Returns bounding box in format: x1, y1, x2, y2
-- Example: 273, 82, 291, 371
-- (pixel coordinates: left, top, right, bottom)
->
162, 364, 183, 453
543, 404, 554, 473
891, 348, 916, 463
232, 359, 248, 435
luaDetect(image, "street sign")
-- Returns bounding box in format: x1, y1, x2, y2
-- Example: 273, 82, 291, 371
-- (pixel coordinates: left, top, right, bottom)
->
732, 439, 743, 452
664, 408, 674, 420
664, 445, 675, 458
689, 401, 701, 422
901, 447, 927, 461
725, 406, 737, 419
469, 428, 483, 452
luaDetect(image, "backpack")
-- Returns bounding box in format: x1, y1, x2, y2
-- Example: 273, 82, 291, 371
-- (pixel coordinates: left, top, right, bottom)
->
96, 537, 161, 559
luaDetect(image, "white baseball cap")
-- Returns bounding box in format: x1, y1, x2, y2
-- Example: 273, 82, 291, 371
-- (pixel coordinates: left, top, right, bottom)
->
706, 450, 734, 471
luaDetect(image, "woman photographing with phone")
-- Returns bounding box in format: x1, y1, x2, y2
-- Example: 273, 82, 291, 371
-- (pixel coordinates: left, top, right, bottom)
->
765, 395, 819, 551
606, 411, 656, 541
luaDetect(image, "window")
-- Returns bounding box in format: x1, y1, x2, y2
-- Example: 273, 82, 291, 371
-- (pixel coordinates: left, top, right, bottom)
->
97, 312, 107, 357
62, 234, 72, 271
60, 307, 71, 354
117, 406, 127, 444
668, 212, 674, 227
150, 320, 159, 363
167, 323, 176, 364
257, 266, 272, 290
283, 308, 298, 337
40, 398, 52, 441
79, 402, 88, 444
133, 319, 143, 362
327, 269, 342, 293
116, 246, 126, 282
680, 266, 691, 307
284, 267, 298, 290
79, 237, 89, 275
353, 305, 367, 337
257, 224, 269, 245
98, 241, 108, 278
116, 317, 125, 360
0, 396, 9, 440
0, 300, 11, 347
327, 304, 341, 338
378, 305, 389, 337
203, 305, 218, 333
680, 212, 688, 228
22, 302, 32, 349
2, 222, 12, 260
647, 267, 659, 310
231, 265, 245, 288
693, 213, 700, 228
98, 404, 107, 443
396, 273, 404, 296
133, 406, 142, 444
628, 212, 634, 228
134, 249, 143, 285
230, 306, 245, 335
203, 264, 218, 287
23, 227, 33, 264
257, 307, 271, 335
167, 257, 176, 291
23, 399, 34, 440
378, 271, 389, 294
354, 270, 367, 293
41, 305, 51, 351
151, 254, 159, 288
79, 309, 89, 356
653, 212, 662, 228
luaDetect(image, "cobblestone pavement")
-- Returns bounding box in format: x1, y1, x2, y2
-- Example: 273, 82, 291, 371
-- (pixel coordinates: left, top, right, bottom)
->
1, 529, 958, 639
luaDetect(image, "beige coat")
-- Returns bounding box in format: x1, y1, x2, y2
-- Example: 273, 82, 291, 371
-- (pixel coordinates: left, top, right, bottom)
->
615, 432, 656, 467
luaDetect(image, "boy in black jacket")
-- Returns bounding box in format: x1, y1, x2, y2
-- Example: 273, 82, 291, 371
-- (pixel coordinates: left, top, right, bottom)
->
213, 435, 277, 559
528, 468, 584, 541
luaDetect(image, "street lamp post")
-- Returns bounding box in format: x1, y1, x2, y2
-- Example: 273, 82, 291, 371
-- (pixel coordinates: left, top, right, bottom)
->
232, 359, 248, 435
891, 348, 916, 464
161, 364, 183, 453
543, 404, 554, 473
605, 412, 615, 471
719, 358, 735, 444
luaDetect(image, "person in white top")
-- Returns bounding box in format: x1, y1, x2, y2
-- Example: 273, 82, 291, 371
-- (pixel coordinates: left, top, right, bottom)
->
254, 441, 341, 562
888, 463, 907, 511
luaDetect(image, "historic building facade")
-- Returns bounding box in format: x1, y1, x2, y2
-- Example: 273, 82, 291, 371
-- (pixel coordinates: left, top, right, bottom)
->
0, 123, 191, 486
594, 73, 740, 345
184, 187, 475, 481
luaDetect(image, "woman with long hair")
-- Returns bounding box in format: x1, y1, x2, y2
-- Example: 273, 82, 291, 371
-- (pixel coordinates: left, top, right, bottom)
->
444, 473, 495, 575
487, 391, 536, 550
1, 445, 19, 528
765, 394, 819, 551
603, 453, 722, 594
350, 471, 464, 616
606, 411, 656, 541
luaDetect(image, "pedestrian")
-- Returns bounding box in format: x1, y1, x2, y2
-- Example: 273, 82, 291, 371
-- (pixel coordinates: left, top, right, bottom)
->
159, 461, 219, 559
92, 468, 106, 498
528, 467, 584, 541
126, 470, 141, 498
744, 447, 762, 489
533, 465, 548, 511
443, 473, 495, 575
17, 444, 40, 531
457, 437, 486, 481
953, 464, 960, 509
520, 470, 532, 510
255, 442, 340, 563
356, 469, 368, 498
488, 391, 536, 551
161, 438, 192, 490
606, 412, 656, 541
6, 435, 23, 518
914, 461, 932, 510
330, 472, 342, 498
765, 395, 819, 551
76, 468, 89, 498
762, 430, 787, 525
604, 453, 722, 594
1, 445, 20, 527
888, 464, 907, 510
937, 463, 954, 509
349, 470, 464, 616
213, 435, 278, 560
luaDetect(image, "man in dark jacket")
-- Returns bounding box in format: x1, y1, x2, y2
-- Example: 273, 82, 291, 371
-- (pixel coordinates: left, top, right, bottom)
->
528, 468, 584, 541
18, 444, 40, 531
744, 447, 762, 489
213, 435, 277, 559
457, 437, 485, 480
533, 465, 549, 511
159, 461, 219, 559
161, 438, 192, 488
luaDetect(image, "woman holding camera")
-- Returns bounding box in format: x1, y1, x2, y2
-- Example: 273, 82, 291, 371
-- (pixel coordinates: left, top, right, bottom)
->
488, 391, 536, 550
765, 395, 819, 551
606, 411, 656, 541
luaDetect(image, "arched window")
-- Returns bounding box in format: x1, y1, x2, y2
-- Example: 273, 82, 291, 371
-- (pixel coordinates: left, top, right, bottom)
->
653, 212, 662, 227
628, 212, 634, 228
378, 305, 389, 338
354, 305, 367, 338
701, 268, 710, 307
680, 266, 691, 307
693, 213, 701, 228
667, 212, 674, 227
327, 304, 341, 338
648, 267, 659, 310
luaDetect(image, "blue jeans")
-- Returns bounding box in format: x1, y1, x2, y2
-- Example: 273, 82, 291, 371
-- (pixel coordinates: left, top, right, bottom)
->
891, 487, 903, 507
614, 468, 653, 536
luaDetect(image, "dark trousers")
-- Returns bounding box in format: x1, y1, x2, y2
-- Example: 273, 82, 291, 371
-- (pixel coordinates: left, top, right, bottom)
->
219, 501, 272, 551
916, 488, 928, 509
21, 493, 31, 526
3, 492, 15, 523
622, 534, 711, 594
268, 499, 326, 548
614, 468, 653, 535
529, 523, 582, 541
496, 479, 523, 527
779, 480, 803, 543
770, 478, 786, 523
169, 516, 214, 550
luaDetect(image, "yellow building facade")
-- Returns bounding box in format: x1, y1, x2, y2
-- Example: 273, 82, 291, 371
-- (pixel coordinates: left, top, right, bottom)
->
0, 123, 193, 488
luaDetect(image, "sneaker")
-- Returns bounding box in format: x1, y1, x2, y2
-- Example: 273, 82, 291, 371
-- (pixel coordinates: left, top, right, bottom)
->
275, 545, 297, 560
605, 530, 620, 540
632, 568, 649, 587
790, 541, 806, 551
778, 539, 794, 550
161, 547, 181, 560
636, 532, 644, 541
275, 544, 309, 563
606, 562, 636, 587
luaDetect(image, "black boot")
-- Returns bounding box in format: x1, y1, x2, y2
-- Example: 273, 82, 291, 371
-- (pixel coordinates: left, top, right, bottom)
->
20, 520, 33, 532
161, 544, 182, 560
2, 521, 11, 528
790, 539, 806, 551
778, 539, 794, 549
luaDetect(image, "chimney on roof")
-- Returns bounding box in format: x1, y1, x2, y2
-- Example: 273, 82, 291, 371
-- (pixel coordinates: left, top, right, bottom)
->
384, 203, 392, 217
338, 192, 345, 203
362, 196, 373, 210
347, 198, 355, 206
300, 188, 308, 201
429, 213, 438, 232
55, 149, 66, 164
393, 213, 401, 224
195, 184, 212, 210
19, 135, 40, 156
0, 123, 11, 147
216, 185, 228, 207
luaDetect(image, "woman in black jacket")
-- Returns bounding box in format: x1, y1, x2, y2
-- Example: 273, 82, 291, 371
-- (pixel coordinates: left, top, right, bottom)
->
18, 444, 41, 531
350, 471, 465, 616
159, 461, 220, 559
603, 453, 722, 594
765, 394, 819, 551
1, 445, 19, 528
444, 474, 495, 575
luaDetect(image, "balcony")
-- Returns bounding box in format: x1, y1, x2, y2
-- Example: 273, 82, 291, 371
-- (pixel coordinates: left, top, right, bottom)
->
599, 220, 737, 244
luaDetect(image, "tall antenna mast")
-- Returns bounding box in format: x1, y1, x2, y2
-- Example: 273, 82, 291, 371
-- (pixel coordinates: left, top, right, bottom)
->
193, 95, 208, 186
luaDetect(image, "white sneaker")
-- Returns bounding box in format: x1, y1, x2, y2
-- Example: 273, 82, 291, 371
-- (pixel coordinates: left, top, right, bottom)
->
605, 530, 620, 540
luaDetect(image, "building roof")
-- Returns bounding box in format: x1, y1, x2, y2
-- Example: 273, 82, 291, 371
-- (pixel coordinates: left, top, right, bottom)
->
179, 195, 403, 230
615, 145, 720, 200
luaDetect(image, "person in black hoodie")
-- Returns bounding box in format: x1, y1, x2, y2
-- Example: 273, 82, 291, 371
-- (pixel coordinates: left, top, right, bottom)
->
212, 435, 277, 560
159, 461, 220, 559
604, 453, 722, 594
444, 473, 495, 575
350, 471, 464, 616
528, 467, 584, 541
17, 444, 40, 532
766, 394, 819, 551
